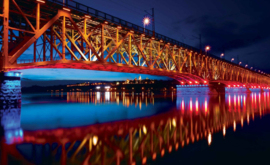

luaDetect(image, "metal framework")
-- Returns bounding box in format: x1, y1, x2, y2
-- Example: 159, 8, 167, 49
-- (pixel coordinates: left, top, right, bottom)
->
1, 92, 269, 164
1, 0, 270, 85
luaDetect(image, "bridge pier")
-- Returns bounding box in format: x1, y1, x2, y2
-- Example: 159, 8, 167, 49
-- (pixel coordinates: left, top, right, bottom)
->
176, 85, 218, 95
177, 81, 270, 95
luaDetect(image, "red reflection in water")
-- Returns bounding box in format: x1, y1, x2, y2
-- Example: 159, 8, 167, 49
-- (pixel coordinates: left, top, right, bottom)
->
1, 92, 270, 165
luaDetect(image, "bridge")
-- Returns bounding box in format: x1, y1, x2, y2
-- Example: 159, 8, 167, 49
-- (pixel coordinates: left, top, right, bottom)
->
1, 0, 270, 85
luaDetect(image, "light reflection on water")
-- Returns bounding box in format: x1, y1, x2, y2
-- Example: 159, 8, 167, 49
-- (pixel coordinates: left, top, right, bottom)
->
0, 91, 270, 164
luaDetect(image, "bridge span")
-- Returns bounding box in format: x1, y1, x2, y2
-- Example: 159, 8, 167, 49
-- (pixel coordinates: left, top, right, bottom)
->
1, 0, 270, 85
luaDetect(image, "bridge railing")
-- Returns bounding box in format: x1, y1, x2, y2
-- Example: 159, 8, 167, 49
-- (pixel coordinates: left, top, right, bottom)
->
44, 0, 267, 76
47, 0, 201, 51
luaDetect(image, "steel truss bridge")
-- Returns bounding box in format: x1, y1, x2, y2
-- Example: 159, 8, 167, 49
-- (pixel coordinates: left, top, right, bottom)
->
1, 92, 270, 164
1, 0, 270, 85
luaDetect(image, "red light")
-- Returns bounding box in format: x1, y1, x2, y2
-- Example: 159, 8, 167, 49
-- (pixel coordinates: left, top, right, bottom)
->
189, 81, 192, 84
204, 81, 207, 84
243, 85, 246, 87
233, 85, 236, 87
228, 85, 231, 87
181, 81, 184, 84
258, 86, 260, 88
237, 85, 240, 87
251, 86, 253, 88
254, 86, 257, 88
195, 81, 198, 84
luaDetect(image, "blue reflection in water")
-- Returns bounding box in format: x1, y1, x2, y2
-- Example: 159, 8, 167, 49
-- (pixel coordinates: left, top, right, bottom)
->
21, 92, 174, 130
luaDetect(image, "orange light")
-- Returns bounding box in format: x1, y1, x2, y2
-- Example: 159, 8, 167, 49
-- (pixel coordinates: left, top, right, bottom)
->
84, 15, 91, 19
160, 40, 163, 42
63, 7, 71, 12
161, 149, 165, 157
142, 157, 147, 164
104, 21, 109, 24
36, 0, 45, 3
117, 26, 122, 29
205, 46, 210, 51
151, 37, 155, 40
152, 153, 156, 160
175, 143, 179, 150
167, 42, 171, 45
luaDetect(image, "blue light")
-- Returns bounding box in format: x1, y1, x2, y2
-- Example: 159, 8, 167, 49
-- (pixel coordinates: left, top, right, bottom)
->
15, 73, 20, 77
7, 72, 14, 77
19, 129, 23, 136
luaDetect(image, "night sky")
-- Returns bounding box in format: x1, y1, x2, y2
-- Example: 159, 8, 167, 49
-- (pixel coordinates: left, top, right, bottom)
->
19, 0, 270, 86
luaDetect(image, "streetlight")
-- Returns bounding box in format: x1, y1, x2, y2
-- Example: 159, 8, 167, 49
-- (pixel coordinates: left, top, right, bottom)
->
231, 58, 234, 62
245, 64, 248, 68
250, 67, 253, 70
239, 61, 242, 65
205, 46, 210, 55
143, 17, 150, 33
220, 53, 224, 59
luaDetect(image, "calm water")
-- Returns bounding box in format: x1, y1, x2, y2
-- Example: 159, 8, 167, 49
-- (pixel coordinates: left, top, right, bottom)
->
1, 91, 270, 165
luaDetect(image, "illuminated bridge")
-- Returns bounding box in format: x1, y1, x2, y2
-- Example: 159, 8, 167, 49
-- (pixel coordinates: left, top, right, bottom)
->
1, 0, 270, 86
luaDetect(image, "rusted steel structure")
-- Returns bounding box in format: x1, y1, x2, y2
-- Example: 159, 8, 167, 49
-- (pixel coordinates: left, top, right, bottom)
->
1, 0, 270, 85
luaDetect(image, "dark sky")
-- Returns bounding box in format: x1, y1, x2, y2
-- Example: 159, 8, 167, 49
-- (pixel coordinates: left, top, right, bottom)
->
19, 0, 270, 86
75, 0, 270, 71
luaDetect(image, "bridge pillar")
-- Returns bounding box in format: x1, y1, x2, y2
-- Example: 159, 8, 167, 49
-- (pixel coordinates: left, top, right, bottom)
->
0, 72, 21, 104
1, 0, 10, 71
176, 85, 218, 95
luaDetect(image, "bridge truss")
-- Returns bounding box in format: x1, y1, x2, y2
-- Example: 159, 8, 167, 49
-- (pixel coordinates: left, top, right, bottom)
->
0, 0, 270, 84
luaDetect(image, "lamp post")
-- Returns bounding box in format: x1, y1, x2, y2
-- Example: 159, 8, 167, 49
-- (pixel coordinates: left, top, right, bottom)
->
205, 46, 210, 55
239, 61, 242, 65
231, 58, 234, 62
245, 64, 248, 68
220, 53, 224, 59
143, 17, 150, 33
